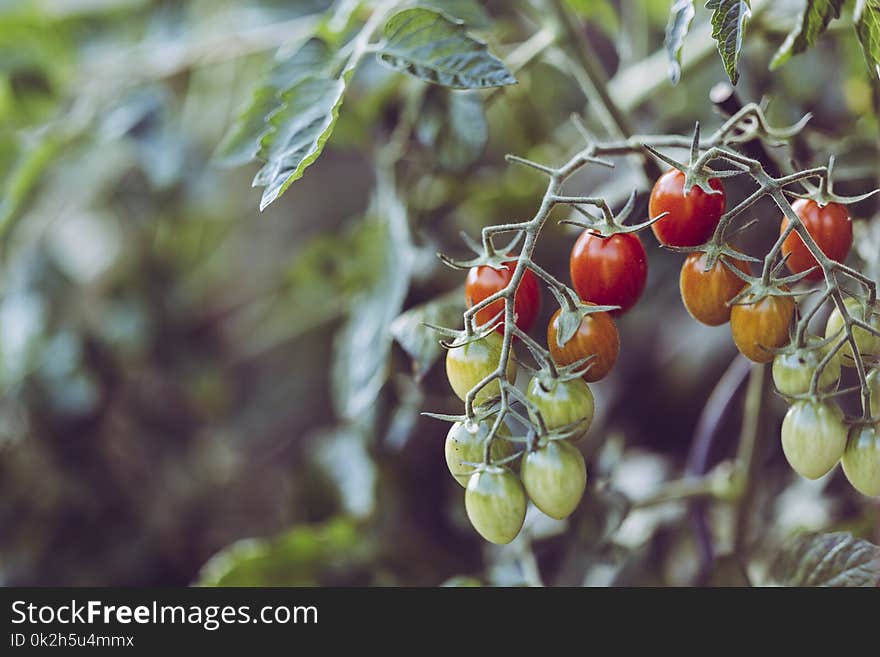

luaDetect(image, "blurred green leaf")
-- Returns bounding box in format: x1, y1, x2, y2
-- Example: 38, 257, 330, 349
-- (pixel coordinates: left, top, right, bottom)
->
706, 0, 752, 85
664, 0, 695, 84
390, 288, 464, 380
855, 0, 880, 80
377, 8, 517, 89
564, 0, 619, 35
769, 531, 880, 586
416, 88, 487, 171
332, 175, 413, 419
770, 0, 844, 70
416, 0, 491, 29
197, 517, 371, 586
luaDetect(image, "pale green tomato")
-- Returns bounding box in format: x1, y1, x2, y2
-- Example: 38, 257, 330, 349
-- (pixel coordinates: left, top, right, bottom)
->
445, 421, 515, 487
465, 466, 526, 544
520, 440, 586, 520
824, 299, 880, 367
781, 401, 847, 479
772, 347, 840, 396
446, 332, 516, 405
525, 376, 594, 440
841, 424, 880, 497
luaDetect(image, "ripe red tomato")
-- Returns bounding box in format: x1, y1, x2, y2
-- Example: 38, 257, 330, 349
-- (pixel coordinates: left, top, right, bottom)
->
730, 292, 795, 363
570, 231, 647, 316
679, 249, 750, 326
547, 306, 620, 382
648, 168, 725, 247
465, 260, 540, 334
780, 199, 852, 281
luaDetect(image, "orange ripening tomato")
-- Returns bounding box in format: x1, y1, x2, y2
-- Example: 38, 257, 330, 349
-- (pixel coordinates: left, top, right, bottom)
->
648, 168, 726, 247
570, 231, 647, 316
547, 306, 620, 382
780, 199, 852, 281
730, 293, 795, 363
465, 260, 541, 334
679, 249, 751, 326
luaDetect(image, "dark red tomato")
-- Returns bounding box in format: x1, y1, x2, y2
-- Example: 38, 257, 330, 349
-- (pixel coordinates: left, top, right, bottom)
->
780, 199, 852, 281
570, 231, 647, 316
648, 168, 726, 247
466, 260, 540, 334
547, 306, 620, 382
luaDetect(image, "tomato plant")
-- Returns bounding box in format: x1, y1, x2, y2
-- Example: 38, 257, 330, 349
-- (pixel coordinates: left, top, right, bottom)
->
445, 332, 516, 405
780, 401, 848, 480
547, 308, 620, 382
520, 440, 587, 520
570, 231, 647, 316
780, 200, 853, 281
730, 293, 795, 363
464, 466, 527, 545
824, 298, 880, 367
648, 169, 725, 247
466, 260, 541, 333
679, 249, 750, 326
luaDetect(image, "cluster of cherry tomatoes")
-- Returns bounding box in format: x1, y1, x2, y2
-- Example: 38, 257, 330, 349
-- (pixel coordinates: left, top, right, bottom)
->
443, 166, 879, 544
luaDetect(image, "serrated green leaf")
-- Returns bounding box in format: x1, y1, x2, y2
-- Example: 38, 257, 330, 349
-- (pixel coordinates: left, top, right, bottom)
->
706, 0, 752, 85
253, 76, 347, 211
855, 0, 880, 80
214, 38, 333, 170
416, 88, 487, 171
390, 288, 465, 379
377, 7, 516, 89
769, 532, 880, 587
770, 0, 844, 70
665, 0, 695, 84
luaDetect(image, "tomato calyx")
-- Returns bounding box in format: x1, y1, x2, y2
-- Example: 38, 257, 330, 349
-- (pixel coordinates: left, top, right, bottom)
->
691, 242, 760, 273
426, 318, 503, 349
559, 190, 667, 238
784, 155, 880, 208
438, 230, 524, 271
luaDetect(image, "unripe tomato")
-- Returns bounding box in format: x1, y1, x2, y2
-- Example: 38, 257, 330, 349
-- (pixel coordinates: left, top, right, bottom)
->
772, 346, 841, 396
446, 332, 517, 405
520, 440, 587, 519
868, 369, 880, 417
780, 199, 852, 281
824, 298, 880, 366
569, 231, 647, 316
730, 293, 794, 363
464, 466, 527, 544
679, 249, 750, 326
525, 375, 594, 440
445, 421, 515, 487
780, 401, 847, 480
465, 260, 540, 334
841, 424, 880, 497
648, 168, 726, 247
547, 307, 620, 382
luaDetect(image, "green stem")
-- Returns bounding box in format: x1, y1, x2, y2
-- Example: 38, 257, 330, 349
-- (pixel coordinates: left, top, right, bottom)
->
733, 364, 767, 555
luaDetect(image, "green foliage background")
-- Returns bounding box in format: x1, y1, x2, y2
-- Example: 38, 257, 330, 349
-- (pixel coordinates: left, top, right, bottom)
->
0, 0, 877, 586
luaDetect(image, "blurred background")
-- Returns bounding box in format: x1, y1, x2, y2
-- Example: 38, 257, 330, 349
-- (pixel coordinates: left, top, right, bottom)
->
0, 0, 877, 586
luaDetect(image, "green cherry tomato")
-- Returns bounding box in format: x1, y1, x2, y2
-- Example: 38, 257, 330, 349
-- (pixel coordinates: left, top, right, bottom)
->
445, 421, 515, 487
841, 424, 880, 497
446, 332, 516, 405
772, 345, 841, 396
824, 298, 880, 367
464, 466, 527, 544
525, 376, 595, 440
868, 369, 880, 417
520, 440, 587, 520
781, 401, 848, 480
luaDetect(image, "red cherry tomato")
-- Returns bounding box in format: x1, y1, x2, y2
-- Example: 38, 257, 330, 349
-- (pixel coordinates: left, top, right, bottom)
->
570, 231, 647, 316
648, 168, 725, 247
780, 199, 852, 281
730, 292, 795, 363
679, 248, 750, 326
466, 259, 540, 334
547, 306, 620, 382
